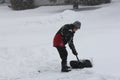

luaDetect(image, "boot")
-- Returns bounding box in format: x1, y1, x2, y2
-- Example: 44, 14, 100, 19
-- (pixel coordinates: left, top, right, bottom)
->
61, 63, 71, 72
66, 66, 71, 69
61, 60, 71, 72
61, 66, 71, 72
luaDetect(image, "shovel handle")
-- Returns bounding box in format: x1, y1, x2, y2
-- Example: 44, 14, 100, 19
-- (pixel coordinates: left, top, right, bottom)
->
76, 55, 80, 62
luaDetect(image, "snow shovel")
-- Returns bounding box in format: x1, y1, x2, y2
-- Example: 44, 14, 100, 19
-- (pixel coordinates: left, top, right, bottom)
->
70, 55, 93, 69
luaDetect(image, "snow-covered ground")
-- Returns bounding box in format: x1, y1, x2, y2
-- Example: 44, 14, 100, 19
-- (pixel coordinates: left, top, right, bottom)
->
0, 0, 120, 80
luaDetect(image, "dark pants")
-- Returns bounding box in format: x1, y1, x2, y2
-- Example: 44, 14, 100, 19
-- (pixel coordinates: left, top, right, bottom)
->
56, 47, 68, 68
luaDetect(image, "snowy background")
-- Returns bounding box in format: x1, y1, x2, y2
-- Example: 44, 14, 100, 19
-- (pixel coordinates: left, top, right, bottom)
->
0, 0, 120, 80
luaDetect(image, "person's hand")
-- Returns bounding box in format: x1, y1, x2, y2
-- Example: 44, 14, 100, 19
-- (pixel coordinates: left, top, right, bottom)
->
72, 50, 78, 55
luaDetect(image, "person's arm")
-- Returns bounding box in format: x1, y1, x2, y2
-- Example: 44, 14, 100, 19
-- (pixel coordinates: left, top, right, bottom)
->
68, 37, 78, 55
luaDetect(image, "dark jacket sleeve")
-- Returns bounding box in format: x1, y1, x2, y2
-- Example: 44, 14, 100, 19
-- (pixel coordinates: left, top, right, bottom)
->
68, 37, 77, 53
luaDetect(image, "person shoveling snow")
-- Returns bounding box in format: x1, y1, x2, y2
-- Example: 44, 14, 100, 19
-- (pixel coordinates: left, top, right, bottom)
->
53, 21, 81, 72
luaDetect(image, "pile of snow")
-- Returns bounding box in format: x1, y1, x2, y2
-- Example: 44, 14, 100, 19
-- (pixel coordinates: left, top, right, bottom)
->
0, 0, 120, 80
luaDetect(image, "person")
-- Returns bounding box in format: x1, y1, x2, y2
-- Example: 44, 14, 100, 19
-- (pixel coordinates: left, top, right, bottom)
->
53, 21, 81, 72
73, 0, 79, 9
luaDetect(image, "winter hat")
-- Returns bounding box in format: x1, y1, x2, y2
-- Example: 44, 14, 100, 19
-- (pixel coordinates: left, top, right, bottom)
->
73, 21, 81, 29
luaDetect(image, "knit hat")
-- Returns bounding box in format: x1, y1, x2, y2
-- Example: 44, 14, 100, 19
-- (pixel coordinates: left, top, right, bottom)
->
73, 21, 81, 29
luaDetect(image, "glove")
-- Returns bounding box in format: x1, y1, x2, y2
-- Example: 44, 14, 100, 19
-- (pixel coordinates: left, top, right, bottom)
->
72, 50, 78, 55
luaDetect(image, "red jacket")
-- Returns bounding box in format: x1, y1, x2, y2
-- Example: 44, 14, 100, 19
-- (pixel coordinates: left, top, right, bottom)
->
53, 33, 65, 47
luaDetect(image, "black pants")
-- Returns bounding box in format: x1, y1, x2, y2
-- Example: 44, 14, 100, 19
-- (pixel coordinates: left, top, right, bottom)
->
56, 47, 68, 68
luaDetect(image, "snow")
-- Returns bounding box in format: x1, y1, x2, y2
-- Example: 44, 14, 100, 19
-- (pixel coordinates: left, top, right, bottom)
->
0, 0, 120, 80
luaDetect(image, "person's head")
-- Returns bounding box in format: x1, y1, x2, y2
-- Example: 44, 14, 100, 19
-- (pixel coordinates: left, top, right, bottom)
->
73, 21, 81, 32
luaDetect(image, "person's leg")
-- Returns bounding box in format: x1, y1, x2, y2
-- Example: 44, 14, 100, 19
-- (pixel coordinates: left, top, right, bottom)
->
56, 47, 71, 72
